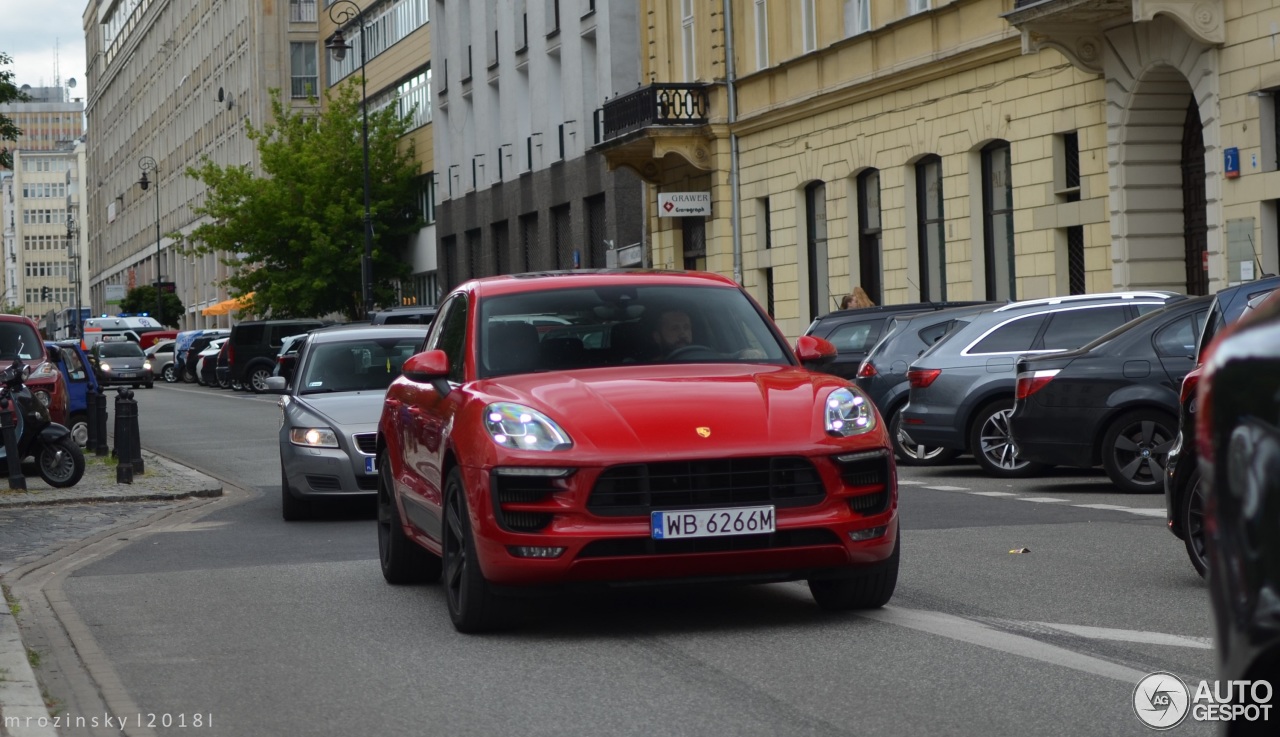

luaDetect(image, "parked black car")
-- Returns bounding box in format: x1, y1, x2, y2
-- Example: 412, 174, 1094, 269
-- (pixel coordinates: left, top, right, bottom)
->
1166, 274, 1280, 576
1199, 289, 1280, 721
853, 303, 996, 464
804, 302, 987, 381
181, 331, 230, 382
1009, 296, 1210, 493
900, 291, 1185, 477
227, 319, 326, 393
370, 305, 437, 326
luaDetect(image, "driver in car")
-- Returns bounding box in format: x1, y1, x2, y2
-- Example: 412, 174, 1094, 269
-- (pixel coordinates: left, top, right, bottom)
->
650, 309, 766, 360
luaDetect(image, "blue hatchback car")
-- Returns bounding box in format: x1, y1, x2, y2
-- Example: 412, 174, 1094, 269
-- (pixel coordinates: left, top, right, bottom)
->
48, 341, 100, 447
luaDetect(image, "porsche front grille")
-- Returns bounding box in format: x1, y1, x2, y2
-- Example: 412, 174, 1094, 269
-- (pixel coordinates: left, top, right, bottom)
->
587, 457, 826, 516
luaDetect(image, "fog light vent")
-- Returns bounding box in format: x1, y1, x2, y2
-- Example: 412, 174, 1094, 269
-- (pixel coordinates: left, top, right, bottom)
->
508, 546, 566, 558
848, 526, 887, 542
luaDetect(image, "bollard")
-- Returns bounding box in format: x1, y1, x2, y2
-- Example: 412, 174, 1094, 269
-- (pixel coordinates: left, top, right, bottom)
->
0, 394, 25, 490
94, 389, 109, 457
114, 389, 143, 475
86, 385, 98, 451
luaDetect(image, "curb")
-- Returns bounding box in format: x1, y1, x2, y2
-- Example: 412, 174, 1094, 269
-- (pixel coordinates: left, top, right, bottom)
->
0, 602, 54, 737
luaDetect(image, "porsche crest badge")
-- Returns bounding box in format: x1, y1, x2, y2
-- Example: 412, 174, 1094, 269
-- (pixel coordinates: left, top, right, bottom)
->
696, 427, 712, 438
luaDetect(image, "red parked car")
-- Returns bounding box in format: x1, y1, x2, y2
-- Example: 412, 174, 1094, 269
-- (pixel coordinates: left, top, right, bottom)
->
376, 271, 900, 632
0, 314, 68, 427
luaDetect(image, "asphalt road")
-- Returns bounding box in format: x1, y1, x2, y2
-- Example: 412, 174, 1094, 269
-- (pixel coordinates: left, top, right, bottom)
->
51, 382, 1216, 736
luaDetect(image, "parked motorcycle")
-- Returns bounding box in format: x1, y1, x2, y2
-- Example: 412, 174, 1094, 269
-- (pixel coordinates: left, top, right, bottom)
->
0, 358, 85, 488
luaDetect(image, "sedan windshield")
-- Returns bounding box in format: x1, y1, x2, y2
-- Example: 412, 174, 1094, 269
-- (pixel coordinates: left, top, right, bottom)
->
478, 284, 789, 378
99, 342, 145, 358
300, 336, 424, 394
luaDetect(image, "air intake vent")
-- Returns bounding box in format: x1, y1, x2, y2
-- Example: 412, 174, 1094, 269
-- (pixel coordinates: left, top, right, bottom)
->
353, 433, 377, 455
589, 457, 825, 516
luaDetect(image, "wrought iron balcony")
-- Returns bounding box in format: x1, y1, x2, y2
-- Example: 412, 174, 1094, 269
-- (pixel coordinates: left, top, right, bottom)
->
599, 83, 710, 143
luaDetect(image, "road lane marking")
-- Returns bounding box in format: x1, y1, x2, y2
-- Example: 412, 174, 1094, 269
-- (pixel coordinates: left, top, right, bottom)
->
1018, 497, 1069, 503
898, 479, 926, 485
1025, 622, 1212, 650
1073, 504, 1133, 511
969, 491, 1017, 497
923, 485, 969, 491
857, 606, 1148, 683
1123, 508, 1166, 517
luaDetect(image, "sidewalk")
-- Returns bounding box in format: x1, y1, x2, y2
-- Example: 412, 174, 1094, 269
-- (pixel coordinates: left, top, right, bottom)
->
0, 449, 222, 737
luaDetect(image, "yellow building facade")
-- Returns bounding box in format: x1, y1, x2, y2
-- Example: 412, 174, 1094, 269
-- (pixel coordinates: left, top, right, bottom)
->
598, 0, 1280, 340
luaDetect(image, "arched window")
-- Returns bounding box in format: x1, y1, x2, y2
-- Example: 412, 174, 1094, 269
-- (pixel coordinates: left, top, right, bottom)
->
982, 141, 1015, 300
916, 156, 945, 301
856, 169, 883, 306
805, 181, 828, 321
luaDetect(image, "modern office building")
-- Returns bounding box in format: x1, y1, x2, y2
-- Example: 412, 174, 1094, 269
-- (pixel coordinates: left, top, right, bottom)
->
4, 146, 81, 328
431, 0, 643, 287
596, 0, 1280, 340
0, 85, 84, 163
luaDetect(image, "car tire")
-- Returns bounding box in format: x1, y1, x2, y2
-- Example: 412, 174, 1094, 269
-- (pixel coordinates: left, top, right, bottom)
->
377, 451, 442, 584
808, 532, 900, 611
163, 364, 178, 383
280, 465, 310, 521
1180, 468, 1208, 578
68, 412, 89, 448
218, 375, 231, 390
248, 366, 273, 394
1101, 409, 1177, 494
889, 409, 959, 466
442, 467, 503, 633
968, 399, 1048, 478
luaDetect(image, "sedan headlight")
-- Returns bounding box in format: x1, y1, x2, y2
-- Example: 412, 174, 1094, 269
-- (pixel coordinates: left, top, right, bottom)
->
289, 427, 339, 448
825, 387, 876, 437
143, 361, 152, 371
100, 362, 111, 372
34, 390, 51, 407
484, 403, 572, 451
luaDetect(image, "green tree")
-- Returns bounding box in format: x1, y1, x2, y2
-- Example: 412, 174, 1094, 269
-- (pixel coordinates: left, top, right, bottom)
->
1, 52, 30, 169
119, 285, 185, 328
185, 84, 422, 322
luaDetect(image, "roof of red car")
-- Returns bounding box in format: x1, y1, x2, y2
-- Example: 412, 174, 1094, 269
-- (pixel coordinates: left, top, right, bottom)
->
463, 270, 739, 298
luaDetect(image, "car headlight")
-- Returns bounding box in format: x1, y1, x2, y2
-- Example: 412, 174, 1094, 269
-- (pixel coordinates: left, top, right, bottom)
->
34, 390, 51, 407
100, 362, 111, 371
143, 361, 152, 371
289, 427, 339, 448
28, 362, 58, 381
825, 387, 876, 437
484, 403, 572, 451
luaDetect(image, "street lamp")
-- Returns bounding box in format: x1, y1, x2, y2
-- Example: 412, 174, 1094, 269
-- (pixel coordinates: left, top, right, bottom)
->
65, 215, 81, 340
326, 0, 375, 318
137, 156, 163, 324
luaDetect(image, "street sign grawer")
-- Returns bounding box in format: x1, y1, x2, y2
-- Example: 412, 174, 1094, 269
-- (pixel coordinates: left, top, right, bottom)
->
658, 192, 711, 217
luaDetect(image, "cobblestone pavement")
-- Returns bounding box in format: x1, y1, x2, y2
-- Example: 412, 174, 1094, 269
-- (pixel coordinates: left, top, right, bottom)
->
0, 501, 178, 576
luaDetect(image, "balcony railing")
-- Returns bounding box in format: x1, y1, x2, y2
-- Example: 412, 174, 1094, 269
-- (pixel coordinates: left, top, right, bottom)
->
291, 0, 317, 22
291, 76, 318, 99
600, 83, 710, 142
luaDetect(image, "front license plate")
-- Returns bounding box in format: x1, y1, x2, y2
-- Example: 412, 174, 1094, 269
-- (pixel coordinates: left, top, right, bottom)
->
116, 372, 136, 378
651, 506, 775, 540
365, 456, 376, 474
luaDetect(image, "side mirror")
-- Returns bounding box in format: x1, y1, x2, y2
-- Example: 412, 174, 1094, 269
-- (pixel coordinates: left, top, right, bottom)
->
795, 335, 837, 368
264, 376, 287, 394
401, 350, 452, 396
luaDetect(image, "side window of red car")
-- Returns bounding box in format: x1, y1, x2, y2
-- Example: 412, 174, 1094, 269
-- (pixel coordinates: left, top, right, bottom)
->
426, 295, 469, 383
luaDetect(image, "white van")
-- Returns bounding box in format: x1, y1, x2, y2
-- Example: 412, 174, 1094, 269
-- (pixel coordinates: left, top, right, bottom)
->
82, 316, 170, 350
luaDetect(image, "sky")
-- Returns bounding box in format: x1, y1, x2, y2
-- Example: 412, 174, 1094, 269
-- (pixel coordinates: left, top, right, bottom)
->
3, 0, 87, 97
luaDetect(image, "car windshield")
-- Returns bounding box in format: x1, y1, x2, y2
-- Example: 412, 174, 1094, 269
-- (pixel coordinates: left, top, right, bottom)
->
299, 336, 424, 394
100, 342, 145, 358
0, 322, 43, 361
477, 284, 789, 378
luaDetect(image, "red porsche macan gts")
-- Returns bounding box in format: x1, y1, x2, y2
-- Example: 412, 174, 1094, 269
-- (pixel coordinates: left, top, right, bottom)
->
376, 270, 899, 632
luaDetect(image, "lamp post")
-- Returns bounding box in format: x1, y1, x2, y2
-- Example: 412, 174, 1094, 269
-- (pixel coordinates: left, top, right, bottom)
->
137, 156, 163, 324
65, 215, 81, 340
326, 0, 375, 318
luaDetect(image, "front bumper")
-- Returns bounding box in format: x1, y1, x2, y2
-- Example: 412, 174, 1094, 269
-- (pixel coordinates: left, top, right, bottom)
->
281, 435, 376, 498
98, 370, 151, 386
458, 452, 899, 588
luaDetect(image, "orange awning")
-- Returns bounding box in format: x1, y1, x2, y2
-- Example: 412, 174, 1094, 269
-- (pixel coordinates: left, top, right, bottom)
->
200, 292, 255, 316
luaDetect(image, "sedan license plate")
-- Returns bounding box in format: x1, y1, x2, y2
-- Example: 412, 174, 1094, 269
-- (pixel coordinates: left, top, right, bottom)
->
365, 456, 376, 474
651, 506, 775, 540
116, 372, 136, 378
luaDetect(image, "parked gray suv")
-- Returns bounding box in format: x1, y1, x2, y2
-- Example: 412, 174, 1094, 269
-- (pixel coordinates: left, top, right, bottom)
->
899, 291, 1185, 477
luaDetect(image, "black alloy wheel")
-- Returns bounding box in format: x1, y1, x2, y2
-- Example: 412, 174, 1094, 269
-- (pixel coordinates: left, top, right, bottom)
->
377, 451, 441, 584
1101, 410, 1177, 494
969, 399, 1048, 479
38, 436, 85, 488
1180, 469, 1208, 578
442, 467, 502, 633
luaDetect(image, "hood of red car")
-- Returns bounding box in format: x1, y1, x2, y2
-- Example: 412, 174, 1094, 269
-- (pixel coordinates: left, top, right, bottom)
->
475, 364, 856, 455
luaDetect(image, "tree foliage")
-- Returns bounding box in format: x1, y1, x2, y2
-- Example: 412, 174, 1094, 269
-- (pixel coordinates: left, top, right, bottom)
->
1, 52, 30, 169
120, 285, 185, 328
185, 85, 422, 322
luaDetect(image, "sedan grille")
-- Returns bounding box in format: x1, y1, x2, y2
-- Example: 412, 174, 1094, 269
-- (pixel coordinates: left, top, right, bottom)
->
588, 457, 826, 516
353, 433, 377, 455
577, 528, 841, 558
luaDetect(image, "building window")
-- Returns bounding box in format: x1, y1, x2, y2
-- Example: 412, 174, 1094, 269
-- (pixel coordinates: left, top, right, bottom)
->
328, 0, 430, 85
290, 0, 317, 23
369, 65, 432, 130
907, 0, 930, 14
845, 0, 870, 36
757, 197, 772, 250
682, 217, 706, 271
916, 155, 946, 301
466, 228, 482, 278
1058, 131, 1081, 202
441, 235, 457, 288
1066, 226, 1086, 295
519, 212, 538, 272
754, 0, 768, 70
585, 194, 607, 268
546, 0, 561, 36
801, 0, 817, 52
763, 268, 775, 319
493, 221, 510, 274
857, 169, 882, 306
290, 43, 317, 98
681, 0, 696, 82
805, 181, 828, 321
982, 141, 1015, 301
418, 173, 435, 224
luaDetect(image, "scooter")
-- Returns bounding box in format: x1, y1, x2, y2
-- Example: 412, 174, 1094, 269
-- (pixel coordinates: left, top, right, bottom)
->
0, 358, 85, 488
